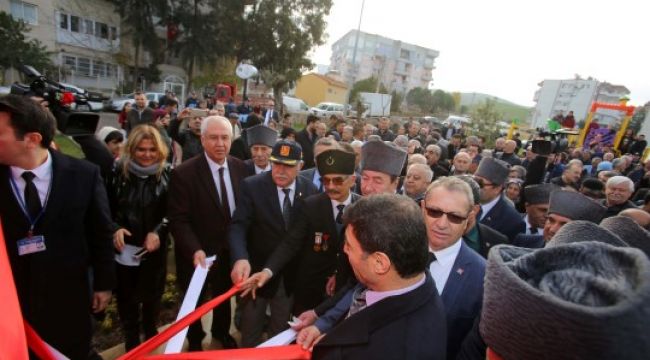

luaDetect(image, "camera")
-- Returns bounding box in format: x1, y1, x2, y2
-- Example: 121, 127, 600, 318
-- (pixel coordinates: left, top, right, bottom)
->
10, 65, 99, 136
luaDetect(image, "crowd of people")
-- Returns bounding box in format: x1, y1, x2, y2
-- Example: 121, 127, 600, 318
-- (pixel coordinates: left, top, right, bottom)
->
1, 92, 649, 360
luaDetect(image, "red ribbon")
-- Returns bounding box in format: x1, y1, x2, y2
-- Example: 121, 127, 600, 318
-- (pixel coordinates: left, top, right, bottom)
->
142, 345, 311, 359
24, 322, 58, 360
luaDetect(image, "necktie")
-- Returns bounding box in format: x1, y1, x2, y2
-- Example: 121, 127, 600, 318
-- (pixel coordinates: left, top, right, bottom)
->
428, 252, 437, 266
335, 204, 345, 234
22, 171, 42, 219
346, 286, 368, 318
282, 188, 291, 229
218, 167, 231, 222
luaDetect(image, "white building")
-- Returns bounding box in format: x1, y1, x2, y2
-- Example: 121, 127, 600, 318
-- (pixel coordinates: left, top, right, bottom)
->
2, 0, 188, 97
530, 78, 630, 129
329, 30, 439, 96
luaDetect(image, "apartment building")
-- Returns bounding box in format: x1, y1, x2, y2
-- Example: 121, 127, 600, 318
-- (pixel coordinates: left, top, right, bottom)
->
329, 29, 439, 95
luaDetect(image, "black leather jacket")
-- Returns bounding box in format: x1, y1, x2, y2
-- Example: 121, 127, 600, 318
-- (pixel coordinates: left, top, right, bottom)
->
108, 163, 171, 246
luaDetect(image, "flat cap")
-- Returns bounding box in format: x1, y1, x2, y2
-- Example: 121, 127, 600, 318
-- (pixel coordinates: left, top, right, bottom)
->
524, 183, 559, 205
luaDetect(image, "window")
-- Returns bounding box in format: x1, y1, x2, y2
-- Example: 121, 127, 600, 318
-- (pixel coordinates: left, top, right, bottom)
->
10, 0, 38, 25
59, 13, 68, 29
93, 60, 106, 77
77, 57, 91, 76
106, 63, 116, 78
70, 15, 80, 32
84, 19, 93, 35
95, 22, 109, 39
63, 55, 76, 69
110, 26, 117, 41
400, 49, 410, 59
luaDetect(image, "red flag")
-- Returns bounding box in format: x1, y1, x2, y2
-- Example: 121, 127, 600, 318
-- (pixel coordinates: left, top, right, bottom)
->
0, 220, 29, 359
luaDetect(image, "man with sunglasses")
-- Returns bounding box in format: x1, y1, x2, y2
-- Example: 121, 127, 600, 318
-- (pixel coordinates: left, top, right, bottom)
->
299, 137, 340, 192
421, 177, 487, 360
243, 149, 359, 315
474, 157, 526, 241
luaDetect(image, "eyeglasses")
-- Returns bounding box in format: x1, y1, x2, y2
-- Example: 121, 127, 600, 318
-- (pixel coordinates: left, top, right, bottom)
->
424, 207, 469, 224
473, 177, 498, 189
321, 176, 348, 186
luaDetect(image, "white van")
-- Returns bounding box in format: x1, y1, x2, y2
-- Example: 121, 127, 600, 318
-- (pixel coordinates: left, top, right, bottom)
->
283, 95, 310, 114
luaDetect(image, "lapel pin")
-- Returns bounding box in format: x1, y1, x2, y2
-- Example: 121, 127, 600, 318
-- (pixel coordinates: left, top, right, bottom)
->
456, 268, 464, 276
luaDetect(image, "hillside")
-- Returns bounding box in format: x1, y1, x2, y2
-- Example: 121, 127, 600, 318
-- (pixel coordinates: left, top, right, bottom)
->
459, 92, 532, 123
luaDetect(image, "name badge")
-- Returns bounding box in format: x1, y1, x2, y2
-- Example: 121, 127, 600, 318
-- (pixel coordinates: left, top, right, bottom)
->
17, 235, 46, 256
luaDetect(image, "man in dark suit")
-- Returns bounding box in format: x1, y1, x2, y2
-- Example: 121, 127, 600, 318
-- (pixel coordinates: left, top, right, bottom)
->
229, 140, 318, 347
168, 115, 247, 350
0, 95, 115, 359
295, 115, 321, 169
299, 137, 339, 192
421, 177, 486, 359
243, 149, 359, 315
242, 124, 277, 176
300, 194, 447, 360
474, 158, 526, 241
262, 99, 280, 126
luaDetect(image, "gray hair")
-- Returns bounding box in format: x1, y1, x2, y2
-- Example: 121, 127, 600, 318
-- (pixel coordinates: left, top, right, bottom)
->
408, 163, 433, 182
567, 159, 583, 170
408, 154, 428, 166
426, 144, 441, 156
612, 158, 624, 169
510, 165, 527, 180
394, 135, 409, 148
350, 140, 364, 149
200, 115, 231, 136
425, 176, 474, 211
606, 176, 634, 192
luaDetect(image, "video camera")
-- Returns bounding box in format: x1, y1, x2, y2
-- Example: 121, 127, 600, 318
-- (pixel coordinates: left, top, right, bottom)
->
10, 65, 99, 136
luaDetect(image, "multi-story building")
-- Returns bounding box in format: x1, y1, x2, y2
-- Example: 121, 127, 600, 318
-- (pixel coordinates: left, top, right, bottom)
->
329, 30, 439, 96
530, 78, 630, 129
2, 0, 187, 97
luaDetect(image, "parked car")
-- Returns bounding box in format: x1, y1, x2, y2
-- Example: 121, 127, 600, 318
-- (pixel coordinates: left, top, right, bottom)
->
105, 92, 165, 112
310, 102, 345, 118
283, 95, 310, 114
58, 82, 100, 112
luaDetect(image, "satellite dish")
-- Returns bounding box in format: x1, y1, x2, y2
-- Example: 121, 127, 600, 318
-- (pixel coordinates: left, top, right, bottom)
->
236, 63, 258, 80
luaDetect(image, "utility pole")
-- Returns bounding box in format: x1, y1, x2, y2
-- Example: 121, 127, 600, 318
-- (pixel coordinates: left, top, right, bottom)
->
344, 0, 365, 116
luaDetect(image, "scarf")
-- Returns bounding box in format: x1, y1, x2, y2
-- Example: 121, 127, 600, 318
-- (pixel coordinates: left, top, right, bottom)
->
128, 161, 159, 178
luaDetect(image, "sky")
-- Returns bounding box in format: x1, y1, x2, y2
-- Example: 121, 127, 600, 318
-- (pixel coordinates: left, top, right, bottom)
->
310, 0, 650, 107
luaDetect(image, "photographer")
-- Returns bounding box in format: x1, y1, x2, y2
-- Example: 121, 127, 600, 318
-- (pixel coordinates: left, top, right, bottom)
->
0, 95, 115, 358
168, 107, 206, 162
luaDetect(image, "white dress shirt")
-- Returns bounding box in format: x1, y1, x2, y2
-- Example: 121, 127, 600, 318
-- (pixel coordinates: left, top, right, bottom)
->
330, 193, 352, 221
429, 239, 463, 295
10, 150, 53, 206
524, 214, 544, 236
276, 180, 297, 207
205, 153, 236, 216
254, 163, 271, 174
479, 196, 500, 221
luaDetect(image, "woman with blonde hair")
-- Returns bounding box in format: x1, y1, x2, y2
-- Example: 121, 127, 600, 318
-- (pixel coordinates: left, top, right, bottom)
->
108, 124, 171, 350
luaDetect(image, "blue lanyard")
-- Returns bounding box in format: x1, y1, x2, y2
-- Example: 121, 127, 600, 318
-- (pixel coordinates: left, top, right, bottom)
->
9, 174, 51, 236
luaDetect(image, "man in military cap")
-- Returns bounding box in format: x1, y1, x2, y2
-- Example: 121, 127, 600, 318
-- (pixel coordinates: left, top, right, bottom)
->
299, 137, 340, 192
513, 189, 607, 248
474, 157, 526, 241
229, 140, 318, 347
359, 140, 408, 195
522, 183, 558, 236
243, 124, 278, 176
243, 149, 360, 314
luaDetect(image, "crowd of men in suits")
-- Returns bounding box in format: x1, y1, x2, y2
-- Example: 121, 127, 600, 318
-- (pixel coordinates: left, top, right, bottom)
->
1, 94, 649, 359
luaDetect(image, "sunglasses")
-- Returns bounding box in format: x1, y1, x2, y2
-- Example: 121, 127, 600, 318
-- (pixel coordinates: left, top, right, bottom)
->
424, 207, 469, 224
321, 176, 348, 186
473, 177, 498, 189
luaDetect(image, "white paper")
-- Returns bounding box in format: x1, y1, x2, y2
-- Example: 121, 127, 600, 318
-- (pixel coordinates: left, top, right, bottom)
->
257, 328, 297, 348
114, 244, 143, 266
164, 255, 216, 354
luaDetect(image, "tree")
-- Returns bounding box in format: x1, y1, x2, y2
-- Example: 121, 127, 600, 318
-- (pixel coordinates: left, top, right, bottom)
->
349, 76, 387, 103
108, 0, 167, 88
431, 89, 455, 115
406, 87, 433, 113
470, 99, 503, 146
0, 12, 52, 82
630, 105, 647, 134
242, 0, 333, 112
390, 90, 404, 113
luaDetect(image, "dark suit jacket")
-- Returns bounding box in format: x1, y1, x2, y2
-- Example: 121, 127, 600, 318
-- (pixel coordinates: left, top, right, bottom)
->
126, 107, 154, 131
512, 233, 545, 249
0, 151, 115, 359
265, 192, 360, 313
440, 242, 486, 360
229, 129, 251, 161
262, 109, 280, 123
477, 223, 509, 258
168, 154, 247, 286
312, 272, 447, 360
480, 196, 526, 242
229, 172, 317, 297
296, 128, 317, 169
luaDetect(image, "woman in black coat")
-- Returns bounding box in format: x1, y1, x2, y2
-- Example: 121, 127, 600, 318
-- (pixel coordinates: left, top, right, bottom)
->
108, 124, 171, 350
